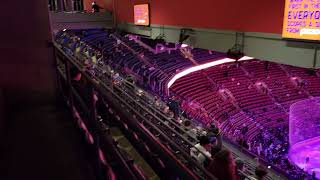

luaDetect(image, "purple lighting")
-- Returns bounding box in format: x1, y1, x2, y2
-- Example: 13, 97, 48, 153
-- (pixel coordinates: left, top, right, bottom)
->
289, 97, 320, 178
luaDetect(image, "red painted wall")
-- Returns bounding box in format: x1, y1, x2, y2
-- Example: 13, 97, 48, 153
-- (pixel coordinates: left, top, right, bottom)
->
114, 0, 285, 34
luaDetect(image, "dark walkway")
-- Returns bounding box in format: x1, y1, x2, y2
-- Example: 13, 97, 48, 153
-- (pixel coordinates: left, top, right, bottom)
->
2, 91, 96, 180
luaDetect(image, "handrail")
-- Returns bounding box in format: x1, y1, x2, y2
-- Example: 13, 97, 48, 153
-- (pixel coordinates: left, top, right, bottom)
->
56, 57, 140, 180
110, 34, 169, 78
54, 42, 217, 180
61, 34, 199, 143
55, 28, 208, 148
121, 80, 198, 141
56, 32, 208, 153
65, 42, 214, 161
54, 30, 298, 180
98, 71, 199, 147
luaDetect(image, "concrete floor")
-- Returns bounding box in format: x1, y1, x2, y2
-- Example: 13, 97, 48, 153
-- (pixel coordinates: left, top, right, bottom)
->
1, 92, 96, 180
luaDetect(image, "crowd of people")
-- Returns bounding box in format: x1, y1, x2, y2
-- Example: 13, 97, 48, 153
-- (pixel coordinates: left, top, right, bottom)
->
188, 123, 269, 180
56, 29, 318, 180
249, 126, 311, 179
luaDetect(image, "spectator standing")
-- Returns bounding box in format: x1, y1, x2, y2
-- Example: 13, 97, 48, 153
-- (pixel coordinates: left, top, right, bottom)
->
235, 158, 246, 180
92, 1, 103, 12
208, 149, 238, 180
190, 136, 211, 166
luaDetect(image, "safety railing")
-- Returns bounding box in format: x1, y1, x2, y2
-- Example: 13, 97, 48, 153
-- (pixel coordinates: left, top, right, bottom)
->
55, 45, 147, 180
54, 42, 218, 179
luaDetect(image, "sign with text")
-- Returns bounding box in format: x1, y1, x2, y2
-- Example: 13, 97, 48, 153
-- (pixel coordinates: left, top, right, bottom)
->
282, 0, 320, 41
134, 4, 150, 26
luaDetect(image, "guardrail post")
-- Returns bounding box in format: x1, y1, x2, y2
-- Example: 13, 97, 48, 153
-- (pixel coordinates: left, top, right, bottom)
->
88, 85, 105, 180
53, 47, 63, 97
65, 61, 74, 107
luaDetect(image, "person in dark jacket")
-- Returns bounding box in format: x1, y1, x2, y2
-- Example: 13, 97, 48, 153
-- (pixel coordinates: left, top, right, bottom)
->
70, 67, 92, 108
92, 1, 103, 12
208, 149, 238, 180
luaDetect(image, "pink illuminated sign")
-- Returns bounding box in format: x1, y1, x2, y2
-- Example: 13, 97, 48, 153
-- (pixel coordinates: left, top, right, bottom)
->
134, 4, 150, 26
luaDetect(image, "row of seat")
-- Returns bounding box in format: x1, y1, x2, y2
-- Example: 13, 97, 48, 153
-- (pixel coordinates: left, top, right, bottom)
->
55, 55, 158, 179
171, 59, 319, 178
55, 28, 319, 179
55, 29, 218, 179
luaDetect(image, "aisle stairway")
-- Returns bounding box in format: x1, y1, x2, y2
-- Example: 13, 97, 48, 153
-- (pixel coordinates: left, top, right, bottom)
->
110, 127, 160, 180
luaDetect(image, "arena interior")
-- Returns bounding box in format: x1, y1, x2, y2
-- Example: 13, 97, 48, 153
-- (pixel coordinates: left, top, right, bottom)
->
0, 1, 320, 180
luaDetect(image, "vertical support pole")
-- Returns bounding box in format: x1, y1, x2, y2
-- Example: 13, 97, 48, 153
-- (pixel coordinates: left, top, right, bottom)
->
57, 0, 63, 12
56, 0, 64, 11
53, 48, 62, 96
235, 32, 239, 49
159, 25, 165, 39
313, 46, 318, 68
53, 0, 57, 11
242, 32, 246, 53
65, 0, 73, 11
112, 0, 117, 28
235, 32, 245, 52
80, 0, 84, 11
65, 61, 74, 107
50, 0, 57, 11
70, 0, 74, 11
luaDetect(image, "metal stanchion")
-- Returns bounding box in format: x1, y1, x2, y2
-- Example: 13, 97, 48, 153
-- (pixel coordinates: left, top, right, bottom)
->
65, 61, 74, 107
88, 85, 104, 180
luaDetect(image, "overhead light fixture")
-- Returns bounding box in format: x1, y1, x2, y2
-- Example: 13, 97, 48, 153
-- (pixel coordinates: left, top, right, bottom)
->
167, 58, 235, 89
181, 44, 189, 48
166, 56, 253, 93
238, 56, 254, 61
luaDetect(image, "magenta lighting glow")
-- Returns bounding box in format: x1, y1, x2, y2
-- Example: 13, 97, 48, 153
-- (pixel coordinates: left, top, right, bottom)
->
166, 56, 254, 91
289, 97, 320, 178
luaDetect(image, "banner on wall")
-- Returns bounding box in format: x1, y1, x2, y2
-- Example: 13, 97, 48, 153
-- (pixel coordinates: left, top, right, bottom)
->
282, 0, 320, 41
134, 4, 150, 26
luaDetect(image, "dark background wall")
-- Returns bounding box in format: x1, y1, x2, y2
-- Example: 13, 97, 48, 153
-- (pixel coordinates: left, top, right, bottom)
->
0, 0, 55, 150
114, 0, 285, 34
0, 1, 54, 92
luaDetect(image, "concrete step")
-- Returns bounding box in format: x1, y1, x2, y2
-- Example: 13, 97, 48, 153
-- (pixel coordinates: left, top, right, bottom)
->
110, 127, 160, 180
